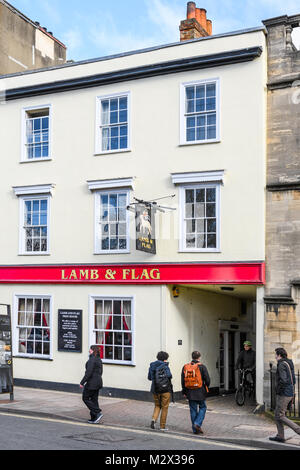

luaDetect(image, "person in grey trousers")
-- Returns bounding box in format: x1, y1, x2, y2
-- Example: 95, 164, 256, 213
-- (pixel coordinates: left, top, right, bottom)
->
269, 347, 300, 443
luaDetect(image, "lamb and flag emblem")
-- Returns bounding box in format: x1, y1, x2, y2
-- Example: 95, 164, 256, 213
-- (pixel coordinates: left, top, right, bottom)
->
127, 195, 176, 254
135, 203, 156, 254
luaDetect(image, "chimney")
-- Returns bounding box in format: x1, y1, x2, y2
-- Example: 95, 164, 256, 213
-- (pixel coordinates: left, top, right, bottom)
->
180, 2, 213, 41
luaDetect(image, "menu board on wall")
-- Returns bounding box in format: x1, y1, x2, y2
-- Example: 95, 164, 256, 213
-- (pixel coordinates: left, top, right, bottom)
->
58, 310, 82, 353
0, 305, 13, 399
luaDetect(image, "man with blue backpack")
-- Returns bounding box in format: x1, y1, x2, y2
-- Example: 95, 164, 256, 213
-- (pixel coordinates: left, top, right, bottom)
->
148, 351, 173, 431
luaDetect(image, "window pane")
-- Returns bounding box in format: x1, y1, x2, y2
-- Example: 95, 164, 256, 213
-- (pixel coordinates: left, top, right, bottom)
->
120, 137, 128, 149
206, 98, 216, 111
101, 100, 109, 125
197, 127, 206, 141
196, 234, 206, 249
207, 126, 216, 139
206, 203, 216, 217
186, 235, 195, 248
206, 188, 216, 202
124, 347, 132, 361
206, 84, 216, 97
207, 234, 217, 248
110, 112, 118, 124
119, 97, 127, 110
114, 347, 123, 361
196, 189, 205, 202
186, 190, 194, 204
186, 117, 195, 128
186, 87, 195, 100
110, 99, 118, 111
119, 110, 127, 123
195, 203, 205, 218
207, 219, 217, 232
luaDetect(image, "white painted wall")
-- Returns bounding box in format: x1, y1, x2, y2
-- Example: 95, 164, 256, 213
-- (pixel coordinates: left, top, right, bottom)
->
0, 30, 267, 265
0, 284, 163, 392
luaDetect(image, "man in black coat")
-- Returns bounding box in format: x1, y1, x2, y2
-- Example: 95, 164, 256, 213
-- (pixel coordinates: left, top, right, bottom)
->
236, 340, 256, 388
269, 347, 300, 443
181, 351, 210, 435
80, 345, 103, 424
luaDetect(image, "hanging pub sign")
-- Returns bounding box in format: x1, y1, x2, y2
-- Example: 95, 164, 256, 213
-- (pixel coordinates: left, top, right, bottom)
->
135, 204, 156, 254
58, 310, 82, 353
0, 304, 13, 400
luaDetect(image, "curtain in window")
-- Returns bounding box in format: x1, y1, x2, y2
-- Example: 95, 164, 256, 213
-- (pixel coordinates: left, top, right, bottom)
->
123, 301, 132, 345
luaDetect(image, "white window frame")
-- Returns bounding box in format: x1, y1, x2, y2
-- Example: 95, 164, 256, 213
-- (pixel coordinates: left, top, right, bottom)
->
21, 104, 52, 162
180, 78, 220, 146
179, 183, 221, 252
94, 188, 131, 255
95, 91, 131, 155
13, 294, 53, 360
18, 194, 51, 256
89, 295, 135, 366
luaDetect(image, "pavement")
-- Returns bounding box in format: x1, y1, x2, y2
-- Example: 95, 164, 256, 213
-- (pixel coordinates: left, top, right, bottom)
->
0, 387, 300, 450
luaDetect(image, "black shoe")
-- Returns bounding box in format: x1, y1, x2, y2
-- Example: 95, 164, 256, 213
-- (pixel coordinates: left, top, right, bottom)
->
150, 420, 155, 429
269, 436, 285, 443
88, 413, 103, 424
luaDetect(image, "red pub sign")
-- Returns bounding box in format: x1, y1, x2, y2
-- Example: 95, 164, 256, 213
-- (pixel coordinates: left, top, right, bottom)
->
0, 263, 265, 285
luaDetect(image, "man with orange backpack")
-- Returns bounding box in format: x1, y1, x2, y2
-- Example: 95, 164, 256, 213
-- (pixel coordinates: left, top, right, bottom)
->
181, 351, 210, 435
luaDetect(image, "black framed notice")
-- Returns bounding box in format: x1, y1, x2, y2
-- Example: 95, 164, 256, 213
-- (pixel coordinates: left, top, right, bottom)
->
58, 310, 82, 353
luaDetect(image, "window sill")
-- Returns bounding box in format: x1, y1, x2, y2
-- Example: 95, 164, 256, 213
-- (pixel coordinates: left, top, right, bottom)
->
18, 253, 51, 256
102, 360, 136, 366
94, 149, 131, 156
94, 250, 130, 255
179, 140, 220, 147
13, 355, 53, 361
178, 249, 221, 253
20, 158, 53, 163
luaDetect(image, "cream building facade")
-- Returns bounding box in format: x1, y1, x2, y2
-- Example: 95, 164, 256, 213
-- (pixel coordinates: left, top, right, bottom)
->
0, 24, 267, 402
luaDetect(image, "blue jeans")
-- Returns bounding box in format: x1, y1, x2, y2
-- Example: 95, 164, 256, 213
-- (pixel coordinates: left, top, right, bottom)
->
189, 400, 207, 433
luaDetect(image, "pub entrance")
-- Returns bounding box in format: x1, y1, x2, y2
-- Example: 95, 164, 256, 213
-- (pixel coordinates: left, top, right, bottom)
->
219, 321, 250, 393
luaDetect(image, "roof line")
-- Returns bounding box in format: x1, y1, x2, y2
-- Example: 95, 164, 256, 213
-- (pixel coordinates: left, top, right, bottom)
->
5, 47, 263, 101
0, 25, 266, 80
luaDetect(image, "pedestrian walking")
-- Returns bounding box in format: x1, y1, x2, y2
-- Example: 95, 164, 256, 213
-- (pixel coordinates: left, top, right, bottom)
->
148, 351, 173, 431
182, 351, 210, 435
80, 345, 103, 424
269, 347, 300, 443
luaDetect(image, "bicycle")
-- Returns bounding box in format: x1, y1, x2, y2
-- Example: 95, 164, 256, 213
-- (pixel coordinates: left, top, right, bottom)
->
235, 368, 255, 406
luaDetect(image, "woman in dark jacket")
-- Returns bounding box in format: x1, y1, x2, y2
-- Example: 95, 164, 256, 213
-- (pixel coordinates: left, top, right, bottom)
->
80, 345, 103, 424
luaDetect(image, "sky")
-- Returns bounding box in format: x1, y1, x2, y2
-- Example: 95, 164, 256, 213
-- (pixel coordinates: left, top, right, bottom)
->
9, 0, 300, 62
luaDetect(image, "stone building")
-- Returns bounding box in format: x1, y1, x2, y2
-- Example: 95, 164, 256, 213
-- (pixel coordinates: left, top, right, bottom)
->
0, 0, 66, 75
263, 14, 300, 399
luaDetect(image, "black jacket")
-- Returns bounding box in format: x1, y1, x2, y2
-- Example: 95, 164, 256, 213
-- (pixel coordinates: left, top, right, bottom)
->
148, 360, 173, 394
181, 361, 210, 401
235, 349, 256, 370
80, 354, 103, 390
275, 358, 295, 397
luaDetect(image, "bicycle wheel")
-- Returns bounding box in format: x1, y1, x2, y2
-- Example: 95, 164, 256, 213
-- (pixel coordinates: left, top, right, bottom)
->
235, 386, 245, 406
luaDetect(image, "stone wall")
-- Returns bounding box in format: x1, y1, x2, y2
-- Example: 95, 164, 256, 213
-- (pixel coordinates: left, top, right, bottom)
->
263, 14, 300, 382
0, 0, 66, 75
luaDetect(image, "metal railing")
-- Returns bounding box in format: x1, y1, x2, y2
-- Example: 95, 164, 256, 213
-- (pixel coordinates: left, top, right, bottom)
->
269, 363, 300, 418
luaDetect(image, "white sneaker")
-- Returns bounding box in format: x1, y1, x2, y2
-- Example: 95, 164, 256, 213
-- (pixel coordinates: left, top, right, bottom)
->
160, 428, 169, 432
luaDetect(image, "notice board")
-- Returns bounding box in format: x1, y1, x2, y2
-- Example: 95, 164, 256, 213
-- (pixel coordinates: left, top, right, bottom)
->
58, 310, 82, 353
